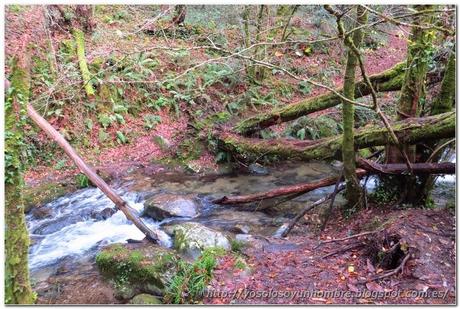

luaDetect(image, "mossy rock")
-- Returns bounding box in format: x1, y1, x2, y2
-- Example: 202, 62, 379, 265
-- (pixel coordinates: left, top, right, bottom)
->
130, 293, 163, 304
165, 222, 231, 259
96, 243, 180, 300
23, 181, 75, 213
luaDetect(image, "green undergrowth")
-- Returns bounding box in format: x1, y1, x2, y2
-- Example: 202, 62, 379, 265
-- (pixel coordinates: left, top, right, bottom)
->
164, 247, 225, 304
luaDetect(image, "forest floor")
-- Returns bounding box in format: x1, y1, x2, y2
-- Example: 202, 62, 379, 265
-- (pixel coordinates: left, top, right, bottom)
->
204, 207, 455, 305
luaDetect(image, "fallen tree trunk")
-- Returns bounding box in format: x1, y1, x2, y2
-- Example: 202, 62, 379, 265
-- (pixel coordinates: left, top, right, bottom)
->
220, 112, 455, 162
356, 158, 455, 175
214, 160, 456, 205
233, 62, 443, 135
213, 170, 368, 205
27, 104, 162, 243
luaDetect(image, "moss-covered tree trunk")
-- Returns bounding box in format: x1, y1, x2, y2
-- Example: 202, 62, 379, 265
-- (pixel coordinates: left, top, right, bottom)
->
386, 5, 434, 164
252, 5, 269, 82
219, 111, 455, 162
73, 28, 95, 97
5, 57, 35, 304
418, 50, 456, 204
383, 5, 435, 205
342, 6, 367, 208
234, 61, 407, 135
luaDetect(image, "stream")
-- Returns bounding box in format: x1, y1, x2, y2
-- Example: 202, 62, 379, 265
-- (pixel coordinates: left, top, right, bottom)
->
26, 161, 455, 286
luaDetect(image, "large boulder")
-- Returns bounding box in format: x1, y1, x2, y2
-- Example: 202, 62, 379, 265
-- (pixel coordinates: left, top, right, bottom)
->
143, 194, 199, 220
165, 222, 231, 259
96, 243, 179, 300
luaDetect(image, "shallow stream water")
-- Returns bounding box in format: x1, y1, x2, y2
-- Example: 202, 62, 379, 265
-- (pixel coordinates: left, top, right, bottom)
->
26, 161, 455, 285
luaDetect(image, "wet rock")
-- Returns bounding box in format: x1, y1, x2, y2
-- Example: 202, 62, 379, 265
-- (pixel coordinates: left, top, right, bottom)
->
24, 181, 75, 213
165, 222, 231, 259
143, 193, 199, 220
198, 209, 278, 235
32, 216, 81, 235
31, 207, 53, 219
90, 207, 117, 221
96, 243, 179, 300
130, 293, 162, 304
235, 234, 255, 243
248, 163, 269, 175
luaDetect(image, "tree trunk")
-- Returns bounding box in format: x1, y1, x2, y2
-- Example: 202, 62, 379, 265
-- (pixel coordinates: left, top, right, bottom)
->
252, 5, 269, 82
234, 61, 406, 135
73, 28, 95, 97
213, 170, 368, 205
219, 111, 455, 161
386, 5, 434, 164
214, 161, 454, 206
418, 50, 456, 204
5, 58, 35, 304
342, 6, 367, 208
356, 158, 455, 175
26, 105, 165, 243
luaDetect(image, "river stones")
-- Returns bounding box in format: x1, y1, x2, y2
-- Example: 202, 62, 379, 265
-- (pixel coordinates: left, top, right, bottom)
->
90, 207, 117, 221
130, 293, 162, 304
96, 243, 179, 300
31, 207, 53, 219
143, 193, 199, 220
164, 222, 231, 259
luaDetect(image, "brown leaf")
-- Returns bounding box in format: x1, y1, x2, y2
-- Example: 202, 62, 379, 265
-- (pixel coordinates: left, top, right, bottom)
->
366, 281, 384, 292
348, 283, 360, 293
366, 259, 376, 273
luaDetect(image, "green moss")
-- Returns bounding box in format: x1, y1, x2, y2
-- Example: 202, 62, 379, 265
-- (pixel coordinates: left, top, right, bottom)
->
96, 244, 179, 300
23, 181, 74, 213
5, 57, 35, 304
234, 62, 406, 135
73, 28, 95, 97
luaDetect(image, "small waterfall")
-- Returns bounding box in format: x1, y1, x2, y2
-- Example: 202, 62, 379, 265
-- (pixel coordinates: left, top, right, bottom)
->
27, 187, 171, 271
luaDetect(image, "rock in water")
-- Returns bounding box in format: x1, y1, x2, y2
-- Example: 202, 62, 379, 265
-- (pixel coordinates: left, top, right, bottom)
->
143, 193, 199, 220
90, 207, 117, 221
248, 163, 269, 175
130, 294, 162, 304
165, 222, 231, 259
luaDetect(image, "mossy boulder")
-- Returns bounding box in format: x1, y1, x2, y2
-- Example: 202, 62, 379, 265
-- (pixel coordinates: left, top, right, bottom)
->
95, 243, 179, 300
165, 222, 231, 259
130, 293, 163, 304
143, 193, 199, 220
23, 181, 75, 213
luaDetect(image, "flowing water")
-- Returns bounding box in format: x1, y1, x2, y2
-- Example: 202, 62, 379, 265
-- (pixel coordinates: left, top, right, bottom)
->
26, 161, 455, 285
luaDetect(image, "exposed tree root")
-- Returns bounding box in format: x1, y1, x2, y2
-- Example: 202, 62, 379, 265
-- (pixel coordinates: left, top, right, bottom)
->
369, 253, 411, 282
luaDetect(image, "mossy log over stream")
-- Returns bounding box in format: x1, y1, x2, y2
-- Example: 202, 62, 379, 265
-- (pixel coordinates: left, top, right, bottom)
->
220, 112, 455, 161
233, 62, 443, 135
